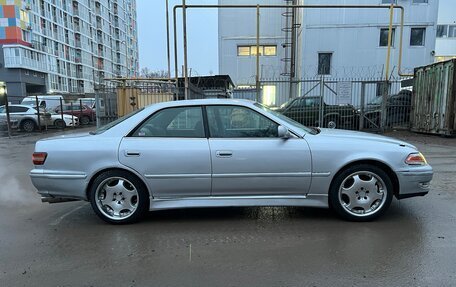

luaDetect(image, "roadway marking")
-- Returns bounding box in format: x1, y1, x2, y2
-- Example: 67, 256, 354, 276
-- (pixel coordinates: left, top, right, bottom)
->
49, 203, 88, 226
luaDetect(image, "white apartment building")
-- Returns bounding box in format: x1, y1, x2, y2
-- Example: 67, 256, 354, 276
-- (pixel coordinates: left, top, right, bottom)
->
0, 0, 139, 99
218, 0, 439, 104
435, 0, 456, 62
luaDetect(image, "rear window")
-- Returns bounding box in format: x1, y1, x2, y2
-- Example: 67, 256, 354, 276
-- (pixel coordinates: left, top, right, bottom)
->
90, 108, 144, 135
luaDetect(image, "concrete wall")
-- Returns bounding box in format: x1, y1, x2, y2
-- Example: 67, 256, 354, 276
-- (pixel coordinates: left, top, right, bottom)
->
435, 0, 456, 59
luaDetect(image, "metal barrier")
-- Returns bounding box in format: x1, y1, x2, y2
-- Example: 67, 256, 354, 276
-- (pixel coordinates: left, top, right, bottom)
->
233, 77, 411, 132
0, 95, 97, 137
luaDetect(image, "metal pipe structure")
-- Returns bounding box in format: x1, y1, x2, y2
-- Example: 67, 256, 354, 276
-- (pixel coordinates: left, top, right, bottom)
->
166, 0, 171, 81
397, 7, 413, 77
255, 4, 260, 101
172, 4, 406, 96
182, 0, 189, 100
385, 4, 394, 81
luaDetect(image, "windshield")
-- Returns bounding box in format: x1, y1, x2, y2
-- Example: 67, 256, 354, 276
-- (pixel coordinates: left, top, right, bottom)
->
254, 103, 316, 135
21, 100, 36, 106
90, 108, 144, 135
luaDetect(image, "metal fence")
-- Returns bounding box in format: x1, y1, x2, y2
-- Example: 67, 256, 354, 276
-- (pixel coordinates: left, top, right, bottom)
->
233, 77, 411, 132
95, 79, 177, 127
0, 94, 97, 137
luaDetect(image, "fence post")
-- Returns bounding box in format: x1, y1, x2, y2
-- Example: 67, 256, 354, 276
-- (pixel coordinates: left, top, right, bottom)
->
359, 82, 365, 131
59, 97, 64, 130
381, 80, 389, 132
4, 89, 11, 138
35, 95, 41, 132
319, 76, 324, 127
70, 101, 75, 129
95, 85, 100, 128
79, 99, 83, 123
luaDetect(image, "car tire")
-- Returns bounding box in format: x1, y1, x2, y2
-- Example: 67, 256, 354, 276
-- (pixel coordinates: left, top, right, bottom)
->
54, 119, 66, 128
80, 116, 90, 125
324, 117, 338, 129
21, 119, 36, 132
329, 164, 393, 222
89, 170, 149, 224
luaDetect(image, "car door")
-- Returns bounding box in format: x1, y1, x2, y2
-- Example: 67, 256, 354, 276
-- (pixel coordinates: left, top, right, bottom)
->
118, 106, 211, 198
206, 105, 312, 196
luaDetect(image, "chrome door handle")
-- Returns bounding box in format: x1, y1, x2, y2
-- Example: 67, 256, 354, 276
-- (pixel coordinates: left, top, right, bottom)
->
125, 151, 141, 157
216, 150, 233, 158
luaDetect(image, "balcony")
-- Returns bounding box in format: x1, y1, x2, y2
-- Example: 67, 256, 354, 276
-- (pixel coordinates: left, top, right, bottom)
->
3, 45, 48, 73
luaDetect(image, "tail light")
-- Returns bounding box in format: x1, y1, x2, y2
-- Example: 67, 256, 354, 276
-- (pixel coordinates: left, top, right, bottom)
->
405, 153, 427, 165
33, 152, 47, 165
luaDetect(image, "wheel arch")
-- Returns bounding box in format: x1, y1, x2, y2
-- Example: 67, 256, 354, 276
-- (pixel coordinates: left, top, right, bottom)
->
86, 167, 152, 201
330, 159, 400, 198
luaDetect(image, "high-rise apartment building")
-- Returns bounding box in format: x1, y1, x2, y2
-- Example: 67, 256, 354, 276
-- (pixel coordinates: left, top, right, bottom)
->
0, 0, 138, 99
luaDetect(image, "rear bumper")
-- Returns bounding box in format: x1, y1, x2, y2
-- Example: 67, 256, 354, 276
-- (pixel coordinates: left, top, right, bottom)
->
30, 169, 88, 200
396, 166, 433, 199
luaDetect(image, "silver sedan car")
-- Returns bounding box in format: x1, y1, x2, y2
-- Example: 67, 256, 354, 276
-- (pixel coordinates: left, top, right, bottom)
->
30, 99, 433, 224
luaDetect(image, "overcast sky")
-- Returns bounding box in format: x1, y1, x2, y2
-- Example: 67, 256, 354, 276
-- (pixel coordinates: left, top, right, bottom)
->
137, 0, 219, 77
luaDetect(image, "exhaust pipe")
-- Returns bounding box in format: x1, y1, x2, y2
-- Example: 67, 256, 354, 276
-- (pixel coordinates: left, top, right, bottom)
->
41, 196, 80, 204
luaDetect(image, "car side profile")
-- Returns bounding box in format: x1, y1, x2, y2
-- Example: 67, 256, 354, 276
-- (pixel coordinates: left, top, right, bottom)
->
0, 104, 52, 132
30, 99, 433, 224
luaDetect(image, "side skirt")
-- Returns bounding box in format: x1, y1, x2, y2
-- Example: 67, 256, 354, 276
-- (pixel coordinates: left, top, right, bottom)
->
149, 194, 329, 211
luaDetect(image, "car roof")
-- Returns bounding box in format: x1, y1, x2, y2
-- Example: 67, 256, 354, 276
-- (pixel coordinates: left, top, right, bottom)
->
143, 98, 255, 111
4, 104, 35, 108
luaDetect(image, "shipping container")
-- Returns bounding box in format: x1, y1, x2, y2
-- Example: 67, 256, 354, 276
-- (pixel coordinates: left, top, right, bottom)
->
411, 59, 455, 136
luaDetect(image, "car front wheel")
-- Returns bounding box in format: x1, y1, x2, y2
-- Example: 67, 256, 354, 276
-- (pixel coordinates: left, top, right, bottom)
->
54, 119, 66, 128
89, 170, 149, 224
329, 164, 393, 221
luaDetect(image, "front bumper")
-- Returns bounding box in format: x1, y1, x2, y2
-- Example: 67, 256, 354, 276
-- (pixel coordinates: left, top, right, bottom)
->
396, 166, 433, 199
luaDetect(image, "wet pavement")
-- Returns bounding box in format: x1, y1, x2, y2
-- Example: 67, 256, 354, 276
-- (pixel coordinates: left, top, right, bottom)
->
0, 129, 455, 287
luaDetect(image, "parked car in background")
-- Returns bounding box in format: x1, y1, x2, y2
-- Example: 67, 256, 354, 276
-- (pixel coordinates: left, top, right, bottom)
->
0, 104, 52, 132
76, 97, 105, 114
21, 95, 64, 111
275, 96, 358, 129
55, 104, 95, 125
362, 90, 412, 128
31, 99, 432, 224
50, 112, 79, 128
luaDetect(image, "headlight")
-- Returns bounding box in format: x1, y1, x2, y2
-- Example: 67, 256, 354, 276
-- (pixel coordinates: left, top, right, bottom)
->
405, 152, 427, 165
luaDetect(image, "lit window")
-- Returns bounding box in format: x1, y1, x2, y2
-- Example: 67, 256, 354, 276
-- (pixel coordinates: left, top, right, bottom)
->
264, 46, 277, 56
318, 53, 332, 75
237, 46, 250, 56
262, 85, 276, 106
410, 28, 425, 46
437, 25, 448, 38
379, 28, 396, 47
237, 45, 277, 57
250, 46, 263, 56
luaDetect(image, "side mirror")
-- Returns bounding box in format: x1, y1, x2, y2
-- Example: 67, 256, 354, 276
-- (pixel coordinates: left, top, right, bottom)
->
278, 125, 291, 139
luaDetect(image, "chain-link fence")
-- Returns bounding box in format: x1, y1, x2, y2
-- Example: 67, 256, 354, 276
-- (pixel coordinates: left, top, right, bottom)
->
233, 77, 411, 132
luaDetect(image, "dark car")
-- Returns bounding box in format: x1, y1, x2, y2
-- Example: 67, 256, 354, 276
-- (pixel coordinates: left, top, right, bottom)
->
362, 90, 412, 128
55, 104, 95, 125
275, 96, 358, 129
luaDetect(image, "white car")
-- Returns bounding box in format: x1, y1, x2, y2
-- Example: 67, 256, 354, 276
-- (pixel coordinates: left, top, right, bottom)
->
50, 113, 79, 128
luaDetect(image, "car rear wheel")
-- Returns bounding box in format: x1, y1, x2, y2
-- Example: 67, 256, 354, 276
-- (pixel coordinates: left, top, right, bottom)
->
21, 119, 36, 132
89, 170, 149, 224
324, 117, 338, 129
80, 116, 90, 125
54, 119, 66, 128
329, 164, 393, 221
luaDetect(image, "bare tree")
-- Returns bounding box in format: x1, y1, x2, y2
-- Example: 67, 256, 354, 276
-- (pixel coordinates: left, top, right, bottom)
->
140, 68, 169, 79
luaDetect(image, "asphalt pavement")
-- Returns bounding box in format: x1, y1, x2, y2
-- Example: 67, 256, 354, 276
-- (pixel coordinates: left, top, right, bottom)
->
0, 129, 455, 287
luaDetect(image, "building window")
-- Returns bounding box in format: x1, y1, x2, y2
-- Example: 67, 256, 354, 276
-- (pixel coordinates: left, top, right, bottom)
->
318, 53, 332, 75
437, 25, 448, 38
412, 0, 428, 3
381, 0, 396, 4
237, 45, 277, 56
449, 25, 456, 38
410, 28, 425, 46
379, 28, 396, 47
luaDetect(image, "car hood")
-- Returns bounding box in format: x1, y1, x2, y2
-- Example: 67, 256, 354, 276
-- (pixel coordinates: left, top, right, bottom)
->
316, 128, 416, 149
